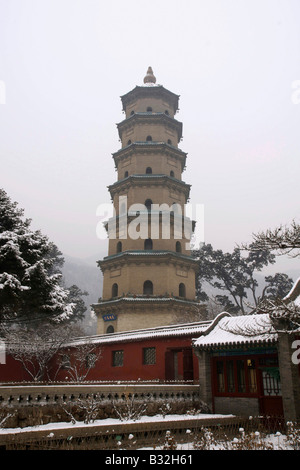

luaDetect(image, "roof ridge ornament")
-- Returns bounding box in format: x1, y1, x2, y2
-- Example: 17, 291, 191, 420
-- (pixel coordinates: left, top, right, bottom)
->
143, 66, 156, 84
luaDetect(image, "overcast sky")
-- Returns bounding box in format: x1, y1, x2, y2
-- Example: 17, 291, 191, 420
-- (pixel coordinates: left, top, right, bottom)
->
0, 0, 299, 275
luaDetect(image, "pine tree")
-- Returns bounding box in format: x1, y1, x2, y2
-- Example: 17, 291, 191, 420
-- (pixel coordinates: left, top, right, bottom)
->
193, 243, 294, 314
0, 189, 86, 327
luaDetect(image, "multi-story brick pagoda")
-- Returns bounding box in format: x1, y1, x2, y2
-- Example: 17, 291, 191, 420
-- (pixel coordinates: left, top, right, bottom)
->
93, 67, 201, 334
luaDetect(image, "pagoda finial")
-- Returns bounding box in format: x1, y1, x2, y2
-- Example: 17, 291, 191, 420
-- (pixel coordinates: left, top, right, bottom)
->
143, 66, 156, 84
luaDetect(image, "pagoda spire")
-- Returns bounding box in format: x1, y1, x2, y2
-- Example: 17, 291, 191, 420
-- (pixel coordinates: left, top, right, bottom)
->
143, 66, 156, 84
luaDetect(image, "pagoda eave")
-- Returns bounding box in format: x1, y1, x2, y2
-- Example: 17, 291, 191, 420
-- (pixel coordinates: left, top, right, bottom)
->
120, 85, 180, 114
92, 296, 200, 313
97, 250, 199, 273
117, 113, 183, 142
103, 213, 196, 233
112, 142, 187, 171
107, 174, 191, 200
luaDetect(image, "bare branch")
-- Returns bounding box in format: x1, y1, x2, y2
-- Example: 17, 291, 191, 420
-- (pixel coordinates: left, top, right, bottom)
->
5, 323, 83, 381
57, 341, 102, 382
241, 220, 300, 258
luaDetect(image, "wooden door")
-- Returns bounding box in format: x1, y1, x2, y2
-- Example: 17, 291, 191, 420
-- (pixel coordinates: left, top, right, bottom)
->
183, 349, 194, 381
258, 368, 284, 416
165, 350, 175, 381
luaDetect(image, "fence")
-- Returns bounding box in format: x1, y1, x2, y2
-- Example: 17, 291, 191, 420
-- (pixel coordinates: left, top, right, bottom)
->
0, 415, 288, 450
0, 382, 290, 450
0, 381, 199, 406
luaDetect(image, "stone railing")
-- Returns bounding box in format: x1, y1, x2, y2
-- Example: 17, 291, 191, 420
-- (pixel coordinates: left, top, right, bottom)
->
0, 382, 200, 406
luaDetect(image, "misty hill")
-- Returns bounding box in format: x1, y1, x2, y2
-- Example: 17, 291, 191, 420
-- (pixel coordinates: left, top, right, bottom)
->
61, 251, 299, 330
201, 268, 298, 318
61, 254, 103, 335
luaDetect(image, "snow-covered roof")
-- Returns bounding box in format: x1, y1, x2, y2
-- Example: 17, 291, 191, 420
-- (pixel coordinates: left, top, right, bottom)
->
193, 312, 277, 350
283, 277, 300, 307
67, 320, 211, 348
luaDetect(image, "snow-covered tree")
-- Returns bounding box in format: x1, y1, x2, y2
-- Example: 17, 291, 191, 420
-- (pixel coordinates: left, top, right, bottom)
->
242, 220, 300, 258
5, 323, 80, 381
56, 340, 102, 382
238, 220, 300, 328
0, 189, 86, 327
193, 243, 294, 315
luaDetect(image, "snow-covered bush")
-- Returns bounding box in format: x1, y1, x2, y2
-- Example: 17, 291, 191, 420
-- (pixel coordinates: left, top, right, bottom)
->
112, 394, 148, 422
193, 426, 216, 450
162, 430, 177, 450
286, 421, 300, 450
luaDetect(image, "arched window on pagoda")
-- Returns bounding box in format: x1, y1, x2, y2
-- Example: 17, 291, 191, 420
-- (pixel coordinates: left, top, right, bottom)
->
116, 241, 122, 253
176, 241, 182, 253
179, 283, 186, 298
143, 280, 153, 295
144, 238, 153, 250
146, 167, 152, 174
112, 283, 118, 298
172, 203, 181, 213
146, 135, 152, 141
106, 325, 114, 334
145, 199, 153, 211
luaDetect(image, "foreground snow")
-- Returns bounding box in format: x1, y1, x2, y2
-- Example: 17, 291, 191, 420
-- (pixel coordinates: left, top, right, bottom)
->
1, 413, 296, 450
140, 433, 292, 451
0, 413, 232, 435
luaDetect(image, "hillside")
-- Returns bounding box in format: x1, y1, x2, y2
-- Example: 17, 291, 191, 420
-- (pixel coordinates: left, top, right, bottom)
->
61, 255, 103, 335
61, 251, 298, 331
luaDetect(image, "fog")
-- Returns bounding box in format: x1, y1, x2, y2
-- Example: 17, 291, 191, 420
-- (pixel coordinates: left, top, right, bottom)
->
1, 0, 299, 275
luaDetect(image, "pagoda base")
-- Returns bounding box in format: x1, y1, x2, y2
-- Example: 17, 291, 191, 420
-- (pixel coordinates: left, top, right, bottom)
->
92, 296, 204, 334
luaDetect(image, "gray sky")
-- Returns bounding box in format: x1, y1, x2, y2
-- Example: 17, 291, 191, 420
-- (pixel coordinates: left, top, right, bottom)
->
1, 0, 299, 275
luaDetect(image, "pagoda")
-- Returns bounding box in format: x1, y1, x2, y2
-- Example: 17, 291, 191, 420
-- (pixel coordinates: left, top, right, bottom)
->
93, 68, 201, 334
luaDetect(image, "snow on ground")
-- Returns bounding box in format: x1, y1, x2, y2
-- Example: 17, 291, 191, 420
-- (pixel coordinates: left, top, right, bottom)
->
0, 414, 295, 450
139, 432, 291, 451
0, 413, 233, 435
